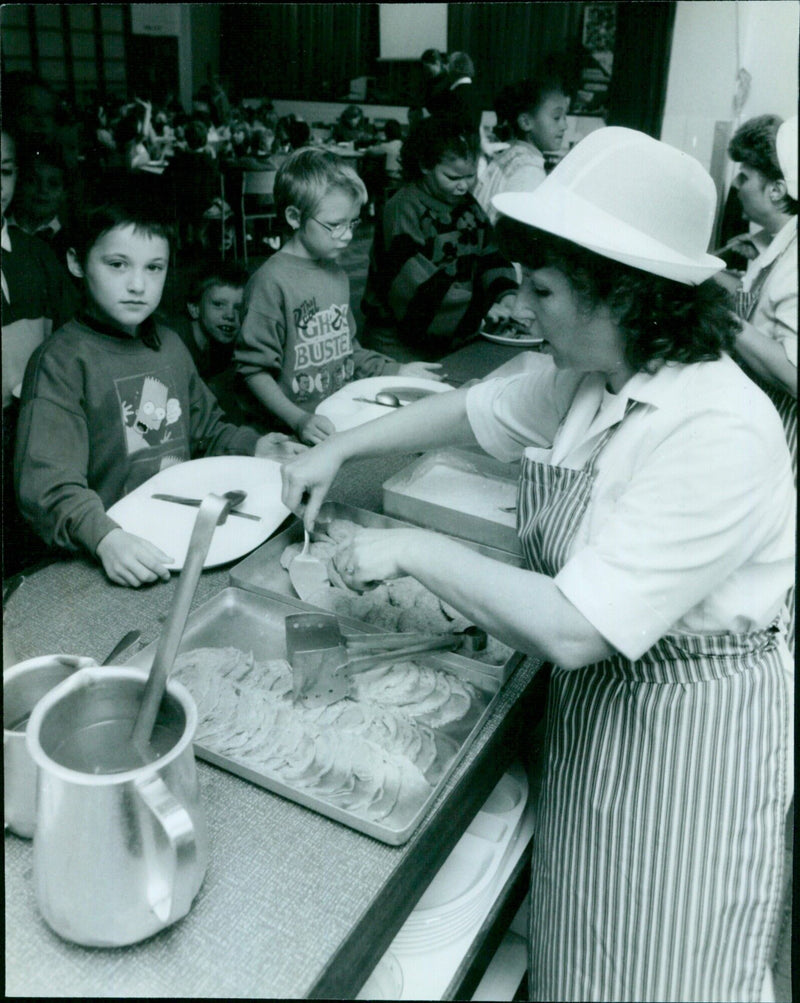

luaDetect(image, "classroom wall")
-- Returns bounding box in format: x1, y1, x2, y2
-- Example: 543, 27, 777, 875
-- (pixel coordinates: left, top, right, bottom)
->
661, 0, 799, 169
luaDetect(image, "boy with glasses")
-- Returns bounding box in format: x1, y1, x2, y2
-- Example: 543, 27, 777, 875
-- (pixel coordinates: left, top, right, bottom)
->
234, 148, 441, 444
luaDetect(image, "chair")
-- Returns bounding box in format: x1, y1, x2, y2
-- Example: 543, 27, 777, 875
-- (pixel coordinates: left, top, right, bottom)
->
241, 168, 278, 264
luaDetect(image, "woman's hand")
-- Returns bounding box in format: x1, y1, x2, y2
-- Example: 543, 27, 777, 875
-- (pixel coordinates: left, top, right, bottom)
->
397, 362, 444, 381
331, 528, 428, 587
96, 529, 172, 587
712, 232, 760, 260
484, 294, 515, 326
295, 413, 336, 445
281, 440, 345, 528
255, 432, 307, 459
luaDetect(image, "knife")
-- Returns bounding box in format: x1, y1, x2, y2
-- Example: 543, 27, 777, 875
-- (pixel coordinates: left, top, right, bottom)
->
152, 494, 261, 521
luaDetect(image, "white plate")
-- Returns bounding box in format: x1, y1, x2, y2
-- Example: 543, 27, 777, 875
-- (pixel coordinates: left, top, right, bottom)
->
315, 376, 452, 432
481, 330, 544, 347
356, 950, 404, 999
106, 456, 290, 570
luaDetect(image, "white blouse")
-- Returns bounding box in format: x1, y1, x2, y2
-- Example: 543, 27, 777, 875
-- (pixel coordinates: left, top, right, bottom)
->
466, 353, 795, 660
741, 216, 797, 365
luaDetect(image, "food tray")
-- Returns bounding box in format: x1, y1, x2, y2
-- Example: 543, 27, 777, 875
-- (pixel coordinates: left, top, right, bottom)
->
382, 450, 523, 556
229, 502, 525, 682
128, 587, 502, 845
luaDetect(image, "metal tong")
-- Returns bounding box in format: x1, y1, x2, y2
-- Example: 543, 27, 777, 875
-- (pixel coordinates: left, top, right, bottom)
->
286, 613, 486, 708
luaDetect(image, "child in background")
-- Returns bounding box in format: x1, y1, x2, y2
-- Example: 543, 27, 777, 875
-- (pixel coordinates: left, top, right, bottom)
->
165, 261, 250, 421
172, 261, 249, 379
473, 74, 570, 225
361, 116, 518, 362
6, 140, 73, 265
364, 119, 403, 181
15, 196, 303, 588
234, 148, 442, 445
2, 128, 81, 576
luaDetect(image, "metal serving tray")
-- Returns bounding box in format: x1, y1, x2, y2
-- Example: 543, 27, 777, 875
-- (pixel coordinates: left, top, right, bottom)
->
229, 502, 525, 682
383, 449, 524, 557
128, 587, 502, 845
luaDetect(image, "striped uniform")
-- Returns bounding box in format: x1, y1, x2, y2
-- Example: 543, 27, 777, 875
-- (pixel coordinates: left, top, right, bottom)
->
736, 270, 796, 654
518, 413, 790, 1002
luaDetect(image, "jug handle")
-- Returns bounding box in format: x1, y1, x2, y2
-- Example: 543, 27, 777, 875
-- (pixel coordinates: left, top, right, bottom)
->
135, 773, 197, 925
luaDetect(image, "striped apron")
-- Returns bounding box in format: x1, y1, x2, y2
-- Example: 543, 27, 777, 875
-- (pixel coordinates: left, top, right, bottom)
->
519, 413, 790, 1002
735, 267, 796, 653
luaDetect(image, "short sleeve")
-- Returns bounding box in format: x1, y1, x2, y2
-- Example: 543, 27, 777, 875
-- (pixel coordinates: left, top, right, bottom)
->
555, 406, 795, 659
466, 360, 580, 462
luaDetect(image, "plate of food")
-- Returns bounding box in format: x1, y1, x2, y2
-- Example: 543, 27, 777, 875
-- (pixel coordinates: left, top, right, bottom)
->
315, 376, 453, 432
106, 455, 291, 570
479, 315, 543, 347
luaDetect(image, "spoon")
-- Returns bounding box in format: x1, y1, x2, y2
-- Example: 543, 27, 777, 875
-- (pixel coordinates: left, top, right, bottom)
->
130, 492, 245, 753
375, 391, 402, 407
352, 392, 402, 408
288, 527, 330, 600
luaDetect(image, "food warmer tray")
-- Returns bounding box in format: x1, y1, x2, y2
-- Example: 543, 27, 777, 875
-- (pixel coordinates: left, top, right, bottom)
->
229, 502, 525, 682
128, 587, 505, 845
382, 449, 523, 557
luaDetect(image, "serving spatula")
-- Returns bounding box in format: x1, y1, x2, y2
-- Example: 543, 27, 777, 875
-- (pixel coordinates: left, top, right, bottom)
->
287, 527, 330, 600
285, 613, 468, 708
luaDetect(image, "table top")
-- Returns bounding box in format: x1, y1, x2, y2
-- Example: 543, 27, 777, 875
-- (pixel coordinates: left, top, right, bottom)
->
4, 339, 539, 999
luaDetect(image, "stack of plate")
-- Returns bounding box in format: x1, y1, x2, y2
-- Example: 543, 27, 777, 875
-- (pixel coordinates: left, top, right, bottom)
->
391, 763, 529, 955
356, 950, 403, 1000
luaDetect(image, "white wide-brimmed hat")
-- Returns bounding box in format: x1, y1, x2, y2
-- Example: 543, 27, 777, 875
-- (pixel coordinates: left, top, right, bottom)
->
776, 115, 797, 200
492, 126, 725, 285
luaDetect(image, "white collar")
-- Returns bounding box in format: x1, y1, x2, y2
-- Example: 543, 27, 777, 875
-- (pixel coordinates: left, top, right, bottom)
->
6, 214, 62, 237
584, 362, 689, 436
742, 216, 797, 290
450, 77, 472, 90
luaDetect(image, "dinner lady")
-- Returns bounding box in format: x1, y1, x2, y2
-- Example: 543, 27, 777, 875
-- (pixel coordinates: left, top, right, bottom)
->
281, 128, 794, 1002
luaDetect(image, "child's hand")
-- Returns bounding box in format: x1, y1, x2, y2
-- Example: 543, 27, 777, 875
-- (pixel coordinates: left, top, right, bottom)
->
255, 432, 307, 459
484, 291, 517, 326
96, 529, 173, 588
296, 413, 336, 445
397, 362, 444, 381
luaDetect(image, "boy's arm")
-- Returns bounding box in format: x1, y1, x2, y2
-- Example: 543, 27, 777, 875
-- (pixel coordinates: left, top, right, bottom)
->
178, 342, 261, 457
14, 360, 118, 555
244, 371, 309, 430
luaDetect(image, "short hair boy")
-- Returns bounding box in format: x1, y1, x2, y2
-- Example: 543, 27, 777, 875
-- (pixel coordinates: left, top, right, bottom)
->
176, 261, 250, 378
15, 195, 303, 586
233, 148, 441, 445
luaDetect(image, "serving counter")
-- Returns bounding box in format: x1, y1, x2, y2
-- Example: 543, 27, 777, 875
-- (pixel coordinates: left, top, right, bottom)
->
4, 340, 548, 998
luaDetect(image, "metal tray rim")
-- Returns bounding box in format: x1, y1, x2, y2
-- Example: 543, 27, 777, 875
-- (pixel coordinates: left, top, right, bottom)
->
128, 586, 512, 845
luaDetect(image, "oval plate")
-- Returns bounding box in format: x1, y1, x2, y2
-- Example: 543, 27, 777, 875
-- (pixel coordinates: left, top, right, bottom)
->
107, 456, 290, 570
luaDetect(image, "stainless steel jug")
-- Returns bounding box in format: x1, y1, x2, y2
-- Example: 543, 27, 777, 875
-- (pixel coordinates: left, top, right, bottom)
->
26, 665, 209, 946
4, 655, 95, 837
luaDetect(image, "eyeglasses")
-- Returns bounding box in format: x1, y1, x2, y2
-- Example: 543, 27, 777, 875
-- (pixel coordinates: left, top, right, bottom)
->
311, 217, 361, 239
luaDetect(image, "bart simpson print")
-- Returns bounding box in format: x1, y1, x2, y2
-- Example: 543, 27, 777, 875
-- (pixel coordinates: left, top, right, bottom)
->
122, 375, 182, 454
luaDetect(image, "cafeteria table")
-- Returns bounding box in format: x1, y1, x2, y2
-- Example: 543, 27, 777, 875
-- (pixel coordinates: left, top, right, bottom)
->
4, 339, 549, 998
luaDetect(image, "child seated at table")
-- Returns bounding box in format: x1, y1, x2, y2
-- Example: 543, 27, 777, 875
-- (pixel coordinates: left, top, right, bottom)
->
15, 194, 304, 588
163, 260, 250, 422
360, 116, 518, 362
233, 148, 442, 445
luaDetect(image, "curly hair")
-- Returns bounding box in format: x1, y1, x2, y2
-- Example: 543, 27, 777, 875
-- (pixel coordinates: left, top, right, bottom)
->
400, 116, 478, 182
495, 218, 738, 371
